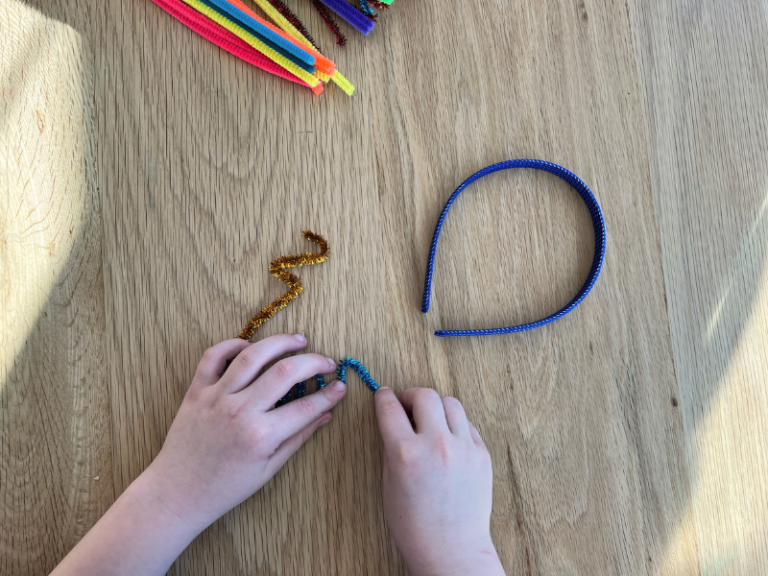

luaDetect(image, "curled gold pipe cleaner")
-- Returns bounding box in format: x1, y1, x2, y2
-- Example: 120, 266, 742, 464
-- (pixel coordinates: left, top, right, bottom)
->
239, 230, 330, 341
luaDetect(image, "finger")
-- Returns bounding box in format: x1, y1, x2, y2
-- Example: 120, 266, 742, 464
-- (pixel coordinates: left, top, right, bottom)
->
374, 387, 415, 448
399, 388, 449, 434
468, 421, 488, 449
268, 380, 347, 440
243, 354, 337, 410
442, 397, 471, 438
266, 412, 333, 477
217, 334, 308, 394
193, 339, 252, 386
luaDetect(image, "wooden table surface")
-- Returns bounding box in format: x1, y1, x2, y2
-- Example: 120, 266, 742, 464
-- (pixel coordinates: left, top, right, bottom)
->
2, 0, 767, 574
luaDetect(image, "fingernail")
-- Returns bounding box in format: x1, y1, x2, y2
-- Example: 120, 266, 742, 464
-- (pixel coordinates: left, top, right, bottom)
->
332, 380, 346, 391
378, 386, 390, 392
326, 357, 336, 368
320, 414, 332, 426
294, 333, 306, 343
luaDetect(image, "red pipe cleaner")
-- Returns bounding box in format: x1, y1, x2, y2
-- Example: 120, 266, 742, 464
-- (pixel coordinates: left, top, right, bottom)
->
311, 0, 347, 46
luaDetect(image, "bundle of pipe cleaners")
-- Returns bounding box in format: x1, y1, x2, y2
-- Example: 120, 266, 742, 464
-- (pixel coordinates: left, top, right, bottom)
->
150, 0, 395, 96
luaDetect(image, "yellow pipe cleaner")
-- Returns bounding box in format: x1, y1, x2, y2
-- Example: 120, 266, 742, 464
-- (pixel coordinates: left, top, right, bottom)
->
239, 230, 330, 341
182, 0, 321, 87
245, 0, 355, 94
331, 71, 355, 96
249, 0, 312, 50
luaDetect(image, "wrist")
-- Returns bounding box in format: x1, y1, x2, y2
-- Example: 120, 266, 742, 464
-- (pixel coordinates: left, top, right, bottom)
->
404, 534, 505, 576
50, 468, 205, 576
136, 460, 215, 534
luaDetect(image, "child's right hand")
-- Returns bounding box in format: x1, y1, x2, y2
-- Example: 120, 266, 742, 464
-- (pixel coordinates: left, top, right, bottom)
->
374, 388, 506, 576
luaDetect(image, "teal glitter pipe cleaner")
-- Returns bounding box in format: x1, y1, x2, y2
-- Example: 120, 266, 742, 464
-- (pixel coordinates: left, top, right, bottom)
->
324, 357, 379, 393
358, 0, 376, 18
276, 357, 379, 406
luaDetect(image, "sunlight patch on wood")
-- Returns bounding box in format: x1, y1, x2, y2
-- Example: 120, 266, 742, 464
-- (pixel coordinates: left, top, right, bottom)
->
0, 0, 93, 389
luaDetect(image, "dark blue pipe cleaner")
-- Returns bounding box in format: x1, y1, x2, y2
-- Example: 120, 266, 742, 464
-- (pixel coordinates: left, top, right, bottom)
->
422, 159, 606, 337
276, 357, 379, 406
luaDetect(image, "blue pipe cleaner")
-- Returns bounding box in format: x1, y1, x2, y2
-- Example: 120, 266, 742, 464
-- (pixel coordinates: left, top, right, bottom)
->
333, 357, 379, 392
358, 0, 376, 18
276, 357, 379, 406
422, 159, 607, 337
200, 0, 317, 68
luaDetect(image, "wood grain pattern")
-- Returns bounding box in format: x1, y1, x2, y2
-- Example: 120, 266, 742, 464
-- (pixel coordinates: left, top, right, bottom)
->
629, 2, 768, 574
2, 0, 767, 574
89, 1, 687, 574
0, 2, 112, 574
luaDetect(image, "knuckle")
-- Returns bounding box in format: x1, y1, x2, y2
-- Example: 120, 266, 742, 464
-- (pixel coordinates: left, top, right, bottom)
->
188, 384, 216, 408
433, 436, 453, 463
274, 358, 297, 380
246, 424, 276, 453
414, 388, 440, 402
296, 397, 320, 419
185, 384, 202, 403
221, 397, 246, 422
473, 431, 488, 450
473, 446, 492, 470
378, 399, 402, 416
318, 385, 340, 405
237, 346, 262, 366
393, 443, 417, 467
442, 396, 461, 409
201, 346, 219, 363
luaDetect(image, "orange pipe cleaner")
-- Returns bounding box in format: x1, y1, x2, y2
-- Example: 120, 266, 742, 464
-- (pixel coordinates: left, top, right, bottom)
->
239, 230, 329, 341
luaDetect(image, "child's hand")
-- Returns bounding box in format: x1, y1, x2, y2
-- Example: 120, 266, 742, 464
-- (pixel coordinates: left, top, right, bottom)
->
374, 388, 506, 576
51, 334, 348, 576
143, 334, 347, 529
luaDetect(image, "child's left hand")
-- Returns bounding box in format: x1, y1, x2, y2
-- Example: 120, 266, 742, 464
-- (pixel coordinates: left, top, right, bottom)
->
51, 334, 346, 576
145, 333, 347, 529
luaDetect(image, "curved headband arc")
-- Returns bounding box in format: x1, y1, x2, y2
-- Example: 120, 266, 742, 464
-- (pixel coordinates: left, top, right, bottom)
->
421, 159, 607, 337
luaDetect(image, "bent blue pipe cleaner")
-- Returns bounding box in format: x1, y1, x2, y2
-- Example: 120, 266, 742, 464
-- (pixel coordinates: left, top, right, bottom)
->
421, 159, 607, 337
277, 357, 379, 406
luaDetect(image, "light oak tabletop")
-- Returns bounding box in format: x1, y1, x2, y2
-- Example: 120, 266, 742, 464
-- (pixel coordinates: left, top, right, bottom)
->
2, 0, 767, 574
